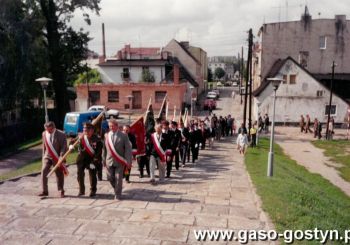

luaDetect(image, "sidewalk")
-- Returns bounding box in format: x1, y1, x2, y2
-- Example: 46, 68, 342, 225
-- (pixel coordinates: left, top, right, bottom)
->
0, 136, 274, 244
0, 145, 42, 176
274, 126, 350, 197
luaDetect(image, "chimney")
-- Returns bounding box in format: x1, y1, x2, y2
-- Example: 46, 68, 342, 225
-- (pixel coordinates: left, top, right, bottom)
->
102, 23, 106, 60
180, 41, 190, 50
173, 64, 180, 84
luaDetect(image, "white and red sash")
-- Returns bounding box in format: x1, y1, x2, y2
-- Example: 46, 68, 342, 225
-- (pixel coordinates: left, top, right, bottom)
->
151, 133, 171, 162
81, 135, 95, 158
44, 131, 69, 176
106, 131, 129, 168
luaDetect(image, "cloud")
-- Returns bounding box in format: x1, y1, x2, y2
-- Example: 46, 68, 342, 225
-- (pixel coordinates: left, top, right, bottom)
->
70, 0, 350, 56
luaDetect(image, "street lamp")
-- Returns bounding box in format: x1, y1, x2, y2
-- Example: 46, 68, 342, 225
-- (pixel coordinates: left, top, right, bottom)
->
126, 95, 133, 124
35, 77, 52, 123
267, 77, 283, 177
326, 61, 336, 140
189, 85, 194, 118
256, 101, 261, 146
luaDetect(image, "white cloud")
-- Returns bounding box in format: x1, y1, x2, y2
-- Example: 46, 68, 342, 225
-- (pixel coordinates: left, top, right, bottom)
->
70, 0, 350, 56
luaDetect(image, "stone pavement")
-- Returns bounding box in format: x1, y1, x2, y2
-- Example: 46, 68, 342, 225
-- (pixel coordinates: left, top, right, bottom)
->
0, 87, 275, 244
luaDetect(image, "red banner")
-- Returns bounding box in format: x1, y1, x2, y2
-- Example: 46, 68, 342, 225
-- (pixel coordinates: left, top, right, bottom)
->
130, 117, 146, 156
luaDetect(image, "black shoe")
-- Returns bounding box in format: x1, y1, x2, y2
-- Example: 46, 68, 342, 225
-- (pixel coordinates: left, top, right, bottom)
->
60, 191, 65, 198
38, 192, 48, 197
78, 192, 85, 196
166, 176, 170, 178
89, 192, 96, 197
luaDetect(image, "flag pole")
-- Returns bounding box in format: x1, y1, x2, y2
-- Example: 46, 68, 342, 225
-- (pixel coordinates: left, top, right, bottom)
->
144, 97, 152, 123
157, 94, 168, 119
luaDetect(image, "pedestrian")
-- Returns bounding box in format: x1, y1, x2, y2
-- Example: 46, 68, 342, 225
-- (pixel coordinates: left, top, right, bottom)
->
149, 124, 171, 184
170, 121, 181, 171
264, 114, 270, 133
227, 115, 234, 136
122, 125, 137, 183
69, 123, 102, 197
250, 123, 257, 147
317, 122, 322, 139
305, 114, 312, 133
327, 117, 334, 140
38, 121, 68, 198
102, 119, 132, 200
236, 131, 248, 155
313, 118, 319, 138
300, 115, 305, 133
178, 121, 190, 167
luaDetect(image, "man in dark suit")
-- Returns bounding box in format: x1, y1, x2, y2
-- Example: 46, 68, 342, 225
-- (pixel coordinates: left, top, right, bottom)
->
170, 121, 181, 171
39, 121, 67, 198
102, 119, 132, 200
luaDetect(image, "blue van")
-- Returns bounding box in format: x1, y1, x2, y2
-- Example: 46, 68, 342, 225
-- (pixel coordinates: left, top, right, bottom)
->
63, 111, 108, 137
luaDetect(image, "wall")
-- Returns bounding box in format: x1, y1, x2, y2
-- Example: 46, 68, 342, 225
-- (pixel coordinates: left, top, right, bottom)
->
76, 83, 187, 112
256, 60, 349, 124
97, 66, 164, 84
256, 17, 350, 87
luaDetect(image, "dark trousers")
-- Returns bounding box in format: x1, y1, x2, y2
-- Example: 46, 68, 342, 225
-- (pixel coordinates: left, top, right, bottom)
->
106, 164, 124, 197
191, 145, 199, 163
41, 159, 64, 193
180, 144, 188, 165
137, 155, 150, 177
251, 134, 256, 147
166, 157, 173, 177
173, 150, 180, 170
96, 161, 103, 181
77, 163, 97, 194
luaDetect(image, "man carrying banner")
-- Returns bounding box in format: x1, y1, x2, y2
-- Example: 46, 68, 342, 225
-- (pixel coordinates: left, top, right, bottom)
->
103, 119, 132, 200
149, 124, 171, 184
69, 123, 103, 197
38, 121, 68, 198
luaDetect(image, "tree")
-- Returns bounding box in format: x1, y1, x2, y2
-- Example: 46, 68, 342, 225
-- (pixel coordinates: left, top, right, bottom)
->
74, 68, 102, 86
140, 69, 155, 83
38, 0, 101, 127
207, 68, 213, 82
214, 67, 225, 80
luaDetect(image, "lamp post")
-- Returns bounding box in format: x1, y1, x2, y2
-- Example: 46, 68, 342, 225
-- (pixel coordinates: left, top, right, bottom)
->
189, 85, 194, 118
256, 101, 261, 146
326, 61, 336, 140
267, 77, 283, 177
35, 77, 52, 123
126, 95, 133, 124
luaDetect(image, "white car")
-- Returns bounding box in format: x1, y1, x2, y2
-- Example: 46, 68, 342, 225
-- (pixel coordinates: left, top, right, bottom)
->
88, 105, 119, 118
206, 91, 218, 100
212, 89, 220, 98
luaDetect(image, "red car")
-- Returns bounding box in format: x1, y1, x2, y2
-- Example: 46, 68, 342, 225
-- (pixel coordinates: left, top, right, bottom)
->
203, 99, 216, 110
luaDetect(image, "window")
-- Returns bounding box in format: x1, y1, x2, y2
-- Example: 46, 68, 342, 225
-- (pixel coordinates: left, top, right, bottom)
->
289, 75, 296, 84
155, 91, 166, 103
108, 91, 119, 102
316, 90, 324, 97
282, 75, 287, 84
319, 36, 327, 49
299, 51, 309, 68
325, 105, 337, 115
121, 68, 130, 79
88, 91, 100, 105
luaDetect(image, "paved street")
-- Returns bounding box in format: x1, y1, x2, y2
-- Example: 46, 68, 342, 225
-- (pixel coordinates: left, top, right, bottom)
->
0, 87, 274, 244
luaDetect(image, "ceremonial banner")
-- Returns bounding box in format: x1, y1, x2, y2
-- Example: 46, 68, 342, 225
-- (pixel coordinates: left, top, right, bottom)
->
44, 132, 69, 176
145, 101, 155, 135
130, 117, 146, 156
81, 135, 95, 157
150, 133, 171, 162
157, 94, 168, 121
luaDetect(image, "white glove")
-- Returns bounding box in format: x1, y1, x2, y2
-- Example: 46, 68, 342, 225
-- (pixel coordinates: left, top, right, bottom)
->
69, 145, 74, 151
199, 143, 202, 147
89, 164, 95, 170
195, 144, 198, 148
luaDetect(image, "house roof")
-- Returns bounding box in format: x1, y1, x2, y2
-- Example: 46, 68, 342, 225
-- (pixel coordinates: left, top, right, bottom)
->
116, 47, 160, 57
173, 39, 201, 65
98, 59, 168, 67
169, 57, 198, 87
253, 56, 349, 103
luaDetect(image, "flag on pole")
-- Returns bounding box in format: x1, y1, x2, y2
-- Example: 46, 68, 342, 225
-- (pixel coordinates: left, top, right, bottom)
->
172, 105, 176, 121
130, 117, 146, 156
157, 94, 167, 121
165, 100, 169, 120
145, 100, 155, 135
183, 108, 189, 128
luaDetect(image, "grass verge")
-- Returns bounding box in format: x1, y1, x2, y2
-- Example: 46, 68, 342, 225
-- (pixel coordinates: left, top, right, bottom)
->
0, 137, 42, 159
245, 138, 350, 244
0, 151, 78, 182
312, 140, 350, 182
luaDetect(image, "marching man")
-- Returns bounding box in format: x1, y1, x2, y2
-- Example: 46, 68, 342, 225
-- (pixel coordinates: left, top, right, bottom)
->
69, 123, 103, 197
38, 121, 68, 198
102, 119, 132, 200
149, 124, 171, 184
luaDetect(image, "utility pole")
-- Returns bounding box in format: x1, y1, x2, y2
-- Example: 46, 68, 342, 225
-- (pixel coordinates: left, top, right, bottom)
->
326, 61, 336, 140
248, 29, 253, 133
240, 47, 244, 105
243, 29, 252, 128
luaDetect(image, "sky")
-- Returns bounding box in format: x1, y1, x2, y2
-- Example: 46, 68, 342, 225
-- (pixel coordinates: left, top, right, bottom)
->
71, 0, 350, 57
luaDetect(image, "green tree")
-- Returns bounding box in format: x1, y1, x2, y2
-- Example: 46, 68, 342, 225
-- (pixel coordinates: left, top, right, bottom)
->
214, 67, 225, 80
38, 0, 101, 127
74, 68, 102, 86
207, 68, 213, 82
140, 69, 155, 83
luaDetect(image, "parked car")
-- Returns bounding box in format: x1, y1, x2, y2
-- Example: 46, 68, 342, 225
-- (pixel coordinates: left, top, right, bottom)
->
64, 111, 108, 137
203, 99, 217, 110
212, 89, 220, 98
88, 105, 119, 118
224, 81, 232, 86
216, 81, 223, 87
232, 81, 239, 87
206, 91, 218, 100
